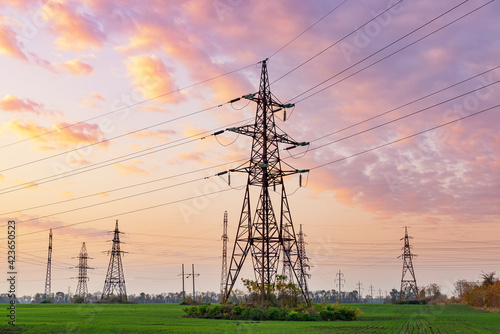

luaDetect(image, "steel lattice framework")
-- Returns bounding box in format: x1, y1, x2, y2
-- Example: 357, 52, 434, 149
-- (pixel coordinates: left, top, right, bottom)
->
399, 226, 419, 301
296, 224, 310, 289
102, 220, 127, 302
220, 211, 229, 295
222, 59, 310, 306
75, 242, 92, 302
44, 229, 52, 299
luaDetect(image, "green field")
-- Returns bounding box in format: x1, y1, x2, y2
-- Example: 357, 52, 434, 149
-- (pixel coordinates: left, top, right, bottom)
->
1, 303, 499, 333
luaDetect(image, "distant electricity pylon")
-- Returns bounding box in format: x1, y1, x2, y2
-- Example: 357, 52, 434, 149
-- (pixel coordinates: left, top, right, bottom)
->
399, 226, 419, 301
221, 59, 310, 306
296, 224, 310, 289
44, 229, 52, 300
357, 281, 363, 302
335, 270, 345, 302
75, 242, 93, 302
281, 223, 294, 282
220, 211, 229, 295
102, 220, 127, 302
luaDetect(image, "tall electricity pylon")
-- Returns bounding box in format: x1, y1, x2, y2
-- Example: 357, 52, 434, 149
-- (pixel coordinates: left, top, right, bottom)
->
220, 211, 229, 295
75, 242, 92, 302
222, 59, 310, 306
399, 226, 419, 301
44, 229, 53, 299
102, 220, 127, 302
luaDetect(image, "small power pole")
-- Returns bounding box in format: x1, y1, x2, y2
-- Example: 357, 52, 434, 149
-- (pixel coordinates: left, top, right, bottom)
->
102, 220, 127, 302
357, 281, 363, 302
220, 211, 229, 295
186, 264, 200, 301
335, 270, 345, 302
44, 229, 53, 300
378, 288, 383, 302
74, 242, 93, 302
399, 226, 419, 301
178, 264, 188, 301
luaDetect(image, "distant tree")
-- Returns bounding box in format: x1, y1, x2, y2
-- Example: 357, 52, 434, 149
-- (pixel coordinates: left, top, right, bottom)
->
454, 279, 468, 299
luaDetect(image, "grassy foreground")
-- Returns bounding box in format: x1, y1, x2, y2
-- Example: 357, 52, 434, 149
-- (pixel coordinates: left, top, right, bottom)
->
0, 303, 499, 333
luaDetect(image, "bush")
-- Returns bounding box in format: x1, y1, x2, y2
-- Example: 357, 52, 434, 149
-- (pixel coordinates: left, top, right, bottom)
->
231, 305, 243, 317
319, 309, 335, 321
249, 308, 264, 320
266, 307, 285, 320
286, 311, 301, 321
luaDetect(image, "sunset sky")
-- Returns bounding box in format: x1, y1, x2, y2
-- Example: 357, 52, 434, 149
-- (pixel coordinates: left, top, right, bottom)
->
1, 0, 499, 299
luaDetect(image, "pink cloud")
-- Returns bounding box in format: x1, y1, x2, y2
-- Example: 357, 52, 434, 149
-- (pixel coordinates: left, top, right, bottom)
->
0, 16, 28, 61
6, 119, 108, 150
42, 1, 106, 51
0, 95, 44, 114
81, 91, 105, 108
55, 58, 93, 75
113, 161, 148, 176
125, 54, 184, 104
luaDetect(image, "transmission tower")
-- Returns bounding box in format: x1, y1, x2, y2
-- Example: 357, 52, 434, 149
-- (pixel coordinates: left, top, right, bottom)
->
220, 211, 229, 295
296, 224, 310, 289
102, 220, 127, 302
44, 229, 53, 299
399, 226, 419, 301
221, 59, 310, 306
75, 242, 93, 302
335, 270, 345, 302
357, 281, 363, 302
281, 223, 294, 282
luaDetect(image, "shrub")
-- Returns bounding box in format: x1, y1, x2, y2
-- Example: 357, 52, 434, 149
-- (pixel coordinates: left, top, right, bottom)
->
266, 307, 285, 320
319, 309, 334, 321
249, 308, 264, 320
231, 305, 243, 317
287, 311, 301, 321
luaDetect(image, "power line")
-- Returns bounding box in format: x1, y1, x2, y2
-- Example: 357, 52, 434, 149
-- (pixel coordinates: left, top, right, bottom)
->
271, 0, 403, 84
291, 0, 493, 104
0, 102, 236, 174
307, 80, 500, 153
0, 118, 251, 196
268, 0, 348, 59
310, 103, 499, 171
309, 65, 500, 144
0, 62, 259, 150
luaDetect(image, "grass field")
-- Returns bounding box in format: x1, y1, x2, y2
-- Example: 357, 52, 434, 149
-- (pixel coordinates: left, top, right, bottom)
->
1, 303, 499, 333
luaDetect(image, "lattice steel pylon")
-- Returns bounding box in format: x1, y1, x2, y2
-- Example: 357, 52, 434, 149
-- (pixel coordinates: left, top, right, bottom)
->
222, 59, 310, 306
102, 220, 127, 302
399, 226, 419, 301
75, 242, 93, 302
44, 229, 52, 299
296, 224, 310, 289
281, 223, 295, 282
220, 211, 229, 295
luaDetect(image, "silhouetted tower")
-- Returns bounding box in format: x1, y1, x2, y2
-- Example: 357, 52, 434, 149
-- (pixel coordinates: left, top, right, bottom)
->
102, 220, 127, 301
335, 270, 345, 302
296, 224, 310, 289
44, 229, 52, 299
221, 59, 310, 306
220, 211, 229, 294
357, 281, 363, 302
281, 223, 294, 282
399, 226, 419, 301
75, 242, 93, 302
